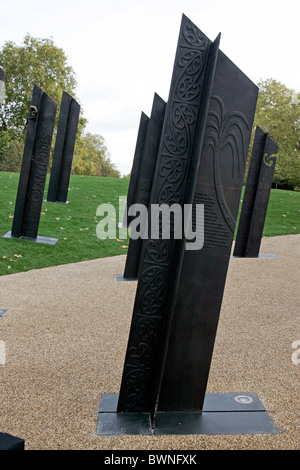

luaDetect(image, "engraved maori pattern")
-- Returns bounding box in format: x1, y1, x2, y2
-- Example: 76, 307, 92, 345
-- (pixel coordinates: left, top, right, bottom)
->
203, 95, 250, 232
118, 16, 211, 413
158, 23, 208, 204
29, 132, 52, 204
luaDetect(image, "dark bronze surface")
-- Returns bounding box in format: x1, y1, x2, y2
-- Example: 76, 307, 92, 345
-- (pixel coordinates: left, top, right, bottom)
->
47, 91, 80, 203
123, 93, 166, 279
233, 126, 278, 257
101, 15, 275, 436
0, 432, 25, 450
97, 393, 278, 435
157, 50, 258, 413
117, 15, 220, 416
0, 67, 4, 99
3, 231, 58, 245
11, 85, 57, 239
123, 111, 149, 228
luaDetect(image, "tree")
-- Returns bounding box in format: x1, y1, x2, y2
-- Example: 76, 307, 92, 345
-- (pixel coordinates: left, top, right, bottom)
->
0, 34, 81, 172
251, 79, 300, 189
73, 132, 120, 178
0, 34, 77, 137
0, 34, 119, 178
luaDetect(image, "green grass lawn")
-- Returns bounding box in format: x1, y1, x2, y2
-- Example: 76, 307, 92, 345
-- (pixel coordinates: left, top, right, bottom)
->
0, 171, 129, 276
235, 186, 299, 238
0, 171, 299, 276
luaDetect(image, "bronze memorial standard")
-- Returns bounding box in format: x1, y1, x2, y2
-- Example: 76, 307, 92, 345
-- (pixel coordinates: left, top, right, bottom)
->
97, 15, 279, 436
46, 91, 80, 204
233, 126, 278, 258
3, 84, 58, 244
121, 93, 166, 280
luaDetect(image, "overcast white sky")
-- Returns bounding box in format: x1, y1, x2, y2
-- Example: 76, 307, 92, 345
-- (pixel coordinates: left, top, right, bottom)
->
0, 0, 299, 175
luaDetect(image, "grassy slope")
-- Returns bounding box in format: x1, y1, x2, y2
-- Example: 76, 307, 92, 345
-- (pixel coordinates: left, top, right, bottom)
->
235, 187, 299, 238
0, 171, 299, 276
0, 172, 129, 276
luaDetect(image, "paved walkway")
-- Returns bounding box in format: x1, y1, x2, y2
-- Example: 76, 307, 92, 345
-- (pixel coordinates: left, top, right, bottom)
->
0, 234, 299, 450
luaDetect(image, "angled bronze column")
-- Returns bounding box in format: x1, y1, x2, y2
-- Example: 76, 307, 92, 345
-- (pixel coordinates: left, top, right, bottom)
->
123, 111, 149, 228
0, 67, 4, 102
11, 85, 57, 239
123, 93, 166, 279
233, 126, 278, 257
47, 91, 80, 203
156, 51, 258, 413
117, 15, 220, 417
98, 16, 278, 437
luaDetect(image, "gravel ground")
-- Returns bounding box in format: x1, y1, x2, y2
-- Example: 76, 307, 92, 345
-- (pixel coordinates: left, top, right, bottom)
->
0, 234, 299, 450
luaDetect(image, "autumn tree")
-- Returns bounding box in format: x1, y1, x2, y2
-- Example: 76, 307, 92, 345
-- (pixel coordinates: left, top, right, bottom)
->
252, 79, 300, 189
0, 34, 78, 170
0, 34, 76, 135
73, 133, 120, 177
0, 34, 120, 177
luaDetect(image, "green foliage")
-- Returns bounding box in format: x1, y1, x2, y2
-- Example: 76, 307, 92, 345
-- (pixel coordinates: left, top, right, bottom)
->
73, 132, 120, 177
0, 34, 78, 172
0, 132, 23, 171
251, 79, 300, 189
0, 34, 120, 178
0, 34, 76, 137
